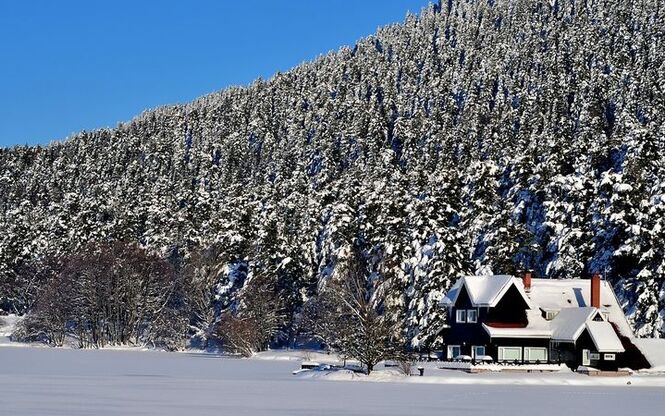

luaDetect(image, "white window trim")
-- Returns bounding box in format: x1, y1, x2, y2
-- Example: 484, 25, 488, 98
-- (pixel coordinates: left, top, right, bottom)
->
524, 347, 548, 362
498, 346, 522, 362
447, 345, 461, 360
456, 309, 467, 323
472, 345, 485, 358
582, 349, 591, 366
466, 309, 478, 323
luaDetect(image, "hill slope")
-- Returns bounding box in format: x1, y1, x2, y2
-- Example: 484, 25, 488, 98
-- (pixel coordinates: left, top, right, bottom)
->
1, 0, 664, 343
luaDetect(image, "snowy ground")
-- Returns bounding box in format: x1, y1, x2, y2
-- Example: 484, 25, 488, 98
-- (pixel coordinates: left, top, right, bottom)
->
1, 317, 664, 415
0, 347, 663, 416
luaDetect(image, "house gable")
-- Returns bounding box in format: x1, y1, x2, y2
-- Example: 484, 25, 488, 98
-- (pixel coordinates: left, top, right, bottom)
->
453, 284, 473, 309
486, 284, 530, 325
442, 275, 532, 309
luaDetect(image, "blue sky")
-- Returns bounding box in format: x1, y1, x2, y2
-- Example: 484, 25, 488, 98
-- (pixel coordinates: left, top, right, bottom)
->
0, 0, 430, 147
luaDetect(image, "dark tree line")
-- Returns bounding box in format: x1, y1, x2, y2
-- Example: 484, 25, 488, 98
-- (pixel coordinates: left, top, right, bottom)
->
14, 242, 187, 350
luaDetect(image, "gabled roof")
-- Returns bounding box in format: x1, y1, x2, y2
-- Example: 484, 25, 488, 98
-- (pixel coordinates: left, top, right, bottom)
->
527, 278, 633, 337
550, 307, 598, 342
586, 321, 625, 353
440, 275, 531, 308
548, 307, 625, 352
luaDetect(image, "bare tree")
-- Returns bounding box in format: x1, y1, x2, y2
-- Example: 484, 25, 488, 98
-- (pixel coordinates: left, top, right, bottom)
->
304, 243, 403, 374
181, 244, 227, 348
14, 265, 75, 346
217, 314, 261, 357
397, 355, 415, 376
0, 257, 58, 315
217, 273, 286, 356
16, 241, 183, 349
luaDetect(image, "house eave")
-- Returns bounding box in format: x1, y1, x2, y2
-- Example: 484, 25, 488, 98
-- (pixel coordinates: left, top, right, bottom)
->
551, 337, 577, 343
596, 347, 625, 353
488, 334, 552, 339
482, 323, 552, 339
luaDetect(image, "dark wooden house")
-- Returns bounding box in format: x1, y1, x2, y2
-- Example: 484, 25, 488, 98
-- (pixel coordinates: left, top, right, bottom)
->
439, 273, 633, 370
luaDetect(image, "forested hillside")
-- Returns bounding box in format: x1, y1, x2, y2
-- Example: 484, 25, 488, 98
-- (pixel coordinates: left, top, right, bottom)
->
1, 0, 664, 350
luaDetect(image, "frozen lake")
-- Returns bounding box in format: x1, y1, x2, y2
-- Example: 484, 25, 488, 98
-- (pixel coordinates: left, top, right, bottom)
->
0, 347, 663, 416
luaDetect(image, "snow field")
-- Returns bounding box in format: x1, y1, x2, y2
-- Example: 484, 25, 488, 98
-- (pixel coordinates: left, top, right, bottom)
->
1, 346, 664, 416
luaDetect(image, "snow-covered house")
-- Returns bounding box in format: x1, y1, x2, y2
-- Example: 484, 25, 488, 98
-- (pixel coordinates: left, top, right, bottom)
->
439, 273, 643, 370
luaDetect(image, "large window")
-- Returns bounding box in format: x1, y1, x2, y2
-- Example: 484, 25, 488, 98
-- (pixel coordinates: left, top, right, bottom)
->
456, 309, 466, 323
498, 346, 522, 362
467, 309, 478, 323
447, 345, 461, 360
524, 347, 548, 363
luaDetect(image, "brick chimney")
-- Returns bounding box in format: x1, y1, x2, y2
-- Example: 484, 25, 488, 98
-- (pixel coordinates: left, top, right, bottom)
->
523, 271, 532, 292
591, 273, 601, 308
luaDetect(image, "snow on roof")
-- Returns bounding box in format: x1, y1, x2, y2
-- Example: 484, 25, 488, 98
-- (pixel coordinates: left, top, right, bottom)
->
465, 275, 514, 306
550, 307, 598, 342
440, 281, 460, 307
482, 309, 552, 339
440, 275, 530, 308
586, 321, 625, 353
550, 307, 625, 352
527, 278, 634, 337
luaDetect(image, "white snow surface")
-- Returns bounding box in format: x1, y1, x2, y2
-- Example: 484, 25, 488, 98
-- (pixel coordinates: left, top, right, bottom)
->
438, 361, 565, 372
1, 347, 665, 415
550, 307, 598, 341
586, 321, 625, 353
633, 338, 665, 372
463, 274, 515, 306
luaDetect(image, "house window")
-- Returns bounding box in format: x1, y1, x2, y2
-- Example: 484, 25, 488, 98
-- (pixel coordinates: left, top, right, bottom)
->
447, 345, 461, 360
472, 346, 485, 358
456, 309, 466, 323
467, 309, 478, 323
604, 353, 616, 361
455, 309, 477, 323
524, 347, 548, 362
498, 346, 522, 362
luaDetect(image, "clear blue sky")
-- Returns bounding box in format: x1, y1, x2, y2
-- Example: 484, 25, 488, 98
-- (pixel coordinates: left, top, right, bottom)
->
0, 0, 431, 147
